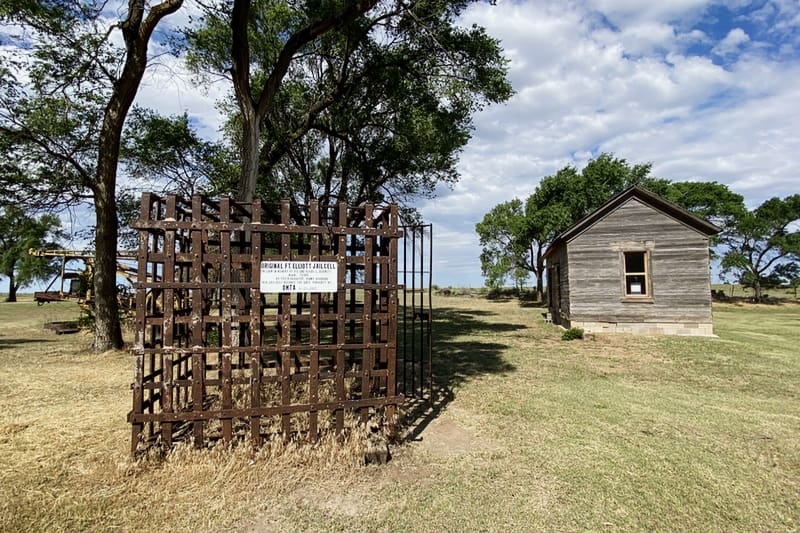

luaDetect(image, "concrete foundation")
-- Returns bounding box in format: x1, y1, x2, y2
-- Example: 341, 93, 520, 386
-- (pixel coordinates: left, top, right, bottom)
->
571, 320, 715, 336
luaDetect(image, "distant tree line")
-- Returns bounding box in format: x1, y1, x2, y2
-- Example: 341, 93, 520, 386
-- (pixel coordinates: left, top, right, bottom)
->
476, 153, 800, 303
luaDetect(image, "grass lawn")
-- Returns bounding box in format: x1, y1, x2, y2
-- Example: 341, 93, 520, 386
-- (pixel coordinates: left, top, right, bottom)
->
0, 294, 798, 531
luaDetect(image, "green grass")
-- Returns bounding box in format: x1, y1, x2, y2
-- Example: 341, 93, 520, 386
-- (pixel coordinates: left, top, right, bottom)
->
1, 295, 798, 531
376, 297, 800, 531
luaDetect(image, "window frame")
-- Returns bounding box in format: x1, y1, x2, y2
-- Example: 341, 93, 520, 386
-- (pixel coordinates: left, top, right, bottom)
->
621, 250, 653, 302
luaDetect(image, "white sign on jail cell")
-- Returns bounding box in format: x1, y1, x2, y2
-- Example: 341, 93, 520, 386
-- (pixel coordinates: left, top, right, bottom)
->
259, 261, 339, 293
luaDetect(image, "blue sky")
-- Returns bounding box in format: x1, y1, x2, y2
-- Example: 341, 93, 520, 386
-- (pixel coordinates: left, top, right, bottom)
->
52, 0, 800, 287
4, 0, 800, 291
409, 0, 800, 287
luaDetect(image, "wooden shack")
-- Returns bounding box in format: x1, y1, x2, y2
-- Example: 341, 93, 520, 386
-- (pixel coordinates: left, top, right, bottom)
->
545, 186, 720, 336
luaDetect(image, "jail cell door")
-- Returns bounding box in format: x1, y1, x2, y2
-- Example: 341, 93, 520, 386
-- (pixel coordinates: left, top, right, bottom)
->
398, 224, 433, 400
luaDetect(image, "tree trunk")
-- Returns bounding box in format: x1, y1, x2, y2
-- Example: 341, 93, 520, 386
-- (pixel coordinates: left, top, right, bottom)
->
236, 108, 260, 202
229, 0, 378, 202
91, 0, 184, 351
535, 246, 545, 301
94, 93, 128, 351
91, 93, 133, 349
535, 270, 544, 302
5, 270, 17, 302
93, 179, 123, 350
752, 277, 763, 303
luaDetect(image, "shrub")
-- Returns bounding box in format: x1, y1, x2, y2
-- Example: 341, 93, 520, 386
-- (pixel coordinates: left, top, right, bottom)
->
562, 327, 584, 341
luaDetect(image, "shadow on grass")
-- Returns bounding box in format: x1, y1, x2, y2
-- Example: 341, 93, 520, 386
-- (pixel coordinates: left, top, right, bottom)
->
399, 304, 522, 442
0, 338, 60, 351
518, 299, 547, 309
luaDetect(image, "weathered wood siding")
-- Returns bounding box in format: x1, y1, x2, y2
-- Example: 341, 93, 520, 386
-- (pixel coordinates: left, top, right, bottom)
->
567, 198, 712, 325
547, 245, 571, 326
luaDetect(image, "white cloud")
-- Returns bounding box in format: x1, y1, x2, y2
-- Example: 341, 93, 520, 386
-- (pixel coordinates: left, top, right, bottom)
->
135, 53, 228, 139
417, 1, 800, 287
712, 27, 751, 56
11, 1, 794, 289
582, 0, 712, 28
616, 21, 676, 55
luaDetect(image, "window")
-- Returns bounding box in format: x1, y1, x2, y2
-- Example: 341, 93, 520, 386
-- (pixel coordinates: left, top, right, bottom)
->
623, 251, 649, 297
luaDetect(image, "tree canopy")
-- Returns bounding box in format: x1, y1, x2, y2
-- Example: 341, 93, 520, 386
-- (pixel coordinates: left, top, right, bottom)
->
720, 194, 800, 302
477, 154, 661, 297
476, 198, 531, 290
1, 0, 512, 347
184, 0, 512, 215
0, 206, 64, 302
1, 0, 185, 349
121, 107, 237, 198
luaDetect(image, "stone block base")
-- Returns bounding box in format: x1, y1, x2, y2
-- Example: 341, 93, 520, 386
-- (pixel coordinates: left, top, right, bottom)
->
571, 321, 714, 336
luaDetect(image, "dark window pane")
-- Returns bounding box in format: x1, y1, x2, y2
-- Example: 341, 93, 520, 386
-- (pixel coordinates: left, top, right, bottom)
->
626, 274, 647, 295
625, 251, 645, 273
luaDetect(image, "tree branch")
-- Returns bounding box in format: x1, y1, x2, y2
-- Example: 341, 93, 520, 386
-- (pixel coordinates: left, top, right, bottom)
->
255, 0, 379, 118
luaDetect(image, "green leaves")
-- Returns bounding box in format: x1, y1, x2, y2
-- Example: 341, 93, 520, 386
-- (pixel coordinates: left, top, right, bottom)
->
0, 90, 99, 209
720, 194, 800, 302
476, 198, 547, 293
0, 205, 64, 300
1, 0, 187, 348
121, 107, 236, 197
476, 152, 750, 294
184, 0, 512, 210
661, 181, 746, 235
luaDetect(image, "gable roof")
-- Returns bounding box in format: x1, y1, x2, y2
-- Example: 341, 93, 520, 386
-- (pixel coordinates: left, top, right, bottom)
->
544, 186, 721, 259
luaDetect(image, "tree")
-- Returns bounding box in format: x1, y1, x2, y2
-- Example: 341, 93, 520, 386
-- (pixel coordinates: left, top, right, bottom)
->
476, 199, 529, 290
786, 265, 800, 299
121, 107, 237, 197
721, 194, 800, 303
184, 0, 381, 202
477, 153, 746, 297
659, 181, 746, 250
735, 263, 797, 297
185, 0, 512, 210
0, 206, 64, 302
477, 154, 657, 298
567, 153, 657, 219
1, 0, 184, 350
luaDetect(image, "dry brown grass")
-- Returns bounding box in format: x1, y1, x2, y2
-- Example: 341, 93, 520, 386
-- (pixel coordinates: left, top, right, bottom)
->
0, 297, 376, 532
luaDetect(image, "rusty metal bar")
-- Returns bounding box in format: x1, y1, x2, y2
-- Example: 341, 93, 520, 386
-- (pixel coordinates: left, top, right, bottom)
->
220, 197, 233, 443
386, 205, 399, 433
361, 204, 374, 423
335, 202, 347, 436
411, 227, 417, 396
130, 195, 406, 454
402, 226, 408, 396
130, 220, 403, 237
161, 195, 177, 448
280, 200, 292, 437
418, 226, 424, 399
398, 223, 433, 401
308, 200, 320, 442
190, 195, 205, 447
428, 224, 434, 399
249, 199, 263, 447
130, 395, 405, 423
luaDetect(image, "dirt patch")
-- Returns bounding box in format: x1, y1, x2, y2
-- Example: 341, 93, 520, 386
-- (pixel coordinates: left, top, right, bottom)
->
413, 414, 498, 457
292, 482, 372, 518
236, 413, 496, 530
